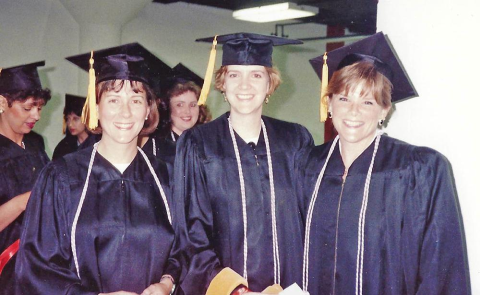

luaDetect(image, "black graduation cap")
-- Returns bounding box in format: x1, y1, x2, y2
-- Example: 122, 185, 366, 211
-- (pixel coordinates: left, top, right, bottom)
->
0, 61, 46, 94
194, 33, 302, 105
65, 42, 171, 87
310, 32, 417, 103
64, 94, 86, 116
170, 63, 204, 88
196, 32, 303, 67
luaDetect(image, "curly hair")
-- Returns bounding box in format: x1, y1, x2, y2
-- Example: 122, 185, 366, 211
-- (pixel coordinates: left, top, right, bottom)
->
1, 88, 51, 107
90, 80, 159, 135
157, 81, 211, 137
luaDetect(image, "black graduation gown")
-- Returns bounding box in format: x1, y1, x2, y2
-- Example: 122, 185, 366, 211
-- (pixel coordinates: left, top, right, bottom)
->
295, 135, 470, 295
174, 113, 314, 294
15, 147, 180, 294
52, 134, 78, 160
142, 133, 177, 184
0, 132, 49, 294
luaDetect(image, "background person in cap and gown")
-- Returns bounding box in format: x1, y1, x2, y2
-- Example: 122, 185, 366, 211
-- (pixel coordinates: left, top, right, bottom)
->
296, 32, 470, 294
140, 63, 211, 181
52, 94, 90, 160
0, 61, 51, 294
15, 44, 180, 295
173, 33, 314, 294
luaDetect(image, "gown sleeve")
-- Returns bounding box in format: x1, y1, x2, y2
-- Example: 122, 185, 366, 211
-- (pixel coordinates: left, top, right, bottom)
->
404, 147, 470, 294
173, 130, 228, 295
15, 160, 96, 295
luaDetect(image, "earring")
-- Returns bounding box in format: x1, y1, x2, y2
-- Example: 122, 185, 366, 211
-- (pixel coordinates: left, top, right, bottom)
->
265, 95, 270, 104
379, 119, 384, 126
223, 92, 228, 102
328, 111, 332, 119
145, 116, 148, 121
0, 109, 3, 114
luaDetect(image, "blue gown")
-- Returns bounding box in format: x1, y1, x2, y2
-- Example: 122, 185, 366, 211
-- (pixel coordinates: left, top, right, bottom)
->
15, 146, 180, 294
295, 135, 470, 295
0, 132, 49, 294
174, 113, 314, 294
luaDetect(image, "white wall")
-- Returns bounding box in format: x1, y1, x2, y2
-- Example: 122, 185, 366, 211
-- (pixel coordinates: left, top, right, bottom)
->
378, 0, 480, 292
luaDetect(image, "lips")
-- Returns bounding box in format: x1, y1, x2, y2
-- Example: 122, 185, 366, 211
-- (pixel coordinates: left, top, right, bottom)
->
113, 122, 134, 130
236, 94, 254, 100
26, 122, 36, 129
343, 120, 364, 128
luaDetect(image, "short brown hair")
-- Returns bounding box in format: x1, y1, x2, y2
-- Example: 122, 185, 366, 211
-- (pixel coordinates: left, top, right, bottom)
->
214, 65, 282, 95
92, 80, 159, 135
325, 61, 393, 111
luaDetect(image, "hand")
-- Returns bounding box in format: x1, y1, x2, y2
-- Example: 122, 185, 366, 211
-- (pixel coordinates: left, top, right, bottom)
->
140, 282, 171, 295
99, 291, 138, 295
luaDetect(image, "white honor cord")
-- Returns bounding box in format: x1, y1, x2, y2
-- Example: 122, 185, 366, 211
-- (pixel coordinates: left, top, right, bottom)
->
152, 138, 157, 156
71, 142, 99, 279
70, 143, 172, 279
302, 131, 382, 294
228, 118, 281, 284
355, 131, 382, 295
302, 136, 339, 292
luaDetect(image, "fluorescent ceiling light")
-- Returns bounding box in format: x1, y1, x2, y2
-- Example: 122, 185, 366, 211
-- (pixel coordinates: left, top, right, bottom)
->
233, 2, 318, 23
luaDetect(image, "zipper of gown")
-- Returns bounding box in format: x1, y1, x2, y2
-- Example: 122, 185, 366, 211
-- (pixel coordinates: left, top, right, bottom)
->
332, 167, 348, 295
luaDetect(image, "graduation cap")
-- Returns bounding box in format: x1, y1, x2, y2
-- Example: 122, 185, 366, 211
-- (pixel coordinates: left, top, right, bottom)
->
65, 43, 171, 129
195, 32, 303, 105
170, 63, 204, 88
62, 94, 86, 134
310, 32, 417, 122
0, 61, 46, 94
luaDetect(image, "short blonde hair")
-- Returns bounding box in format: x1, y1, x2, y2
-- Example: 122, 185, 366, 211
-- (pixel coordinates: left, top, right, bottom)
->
214, 65, 282, 95
325, 61, 393, 111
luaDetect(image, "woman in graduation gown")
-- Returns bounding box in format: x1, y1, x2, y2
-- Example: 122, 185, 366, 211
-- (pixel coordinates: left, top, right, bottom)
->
52, 94, 90, 160
141, 63, 211, 184
15, 44, 180, 295
0, 61, 51, 294
174, 33, 314, 294
297, 32, 470, 295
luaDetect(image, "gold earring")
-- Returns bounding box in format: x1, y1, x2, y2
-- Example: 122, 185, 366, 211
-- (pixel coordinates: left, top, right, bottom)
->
265, 95, 270, 104
223, 92, 228, 102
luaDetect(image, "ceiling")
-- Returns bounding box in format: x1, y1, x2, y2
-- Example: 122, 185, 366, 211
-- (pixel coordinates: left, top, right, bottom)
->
152, 0, 377, 35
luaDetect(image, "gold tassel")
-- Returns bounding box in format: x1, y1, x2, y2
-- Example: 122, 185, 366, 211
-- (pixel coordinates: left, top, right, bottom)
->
198, 35, 218, 106
320, 52, 329, 123
62, 118, 66, 134
81, 51, 98, 130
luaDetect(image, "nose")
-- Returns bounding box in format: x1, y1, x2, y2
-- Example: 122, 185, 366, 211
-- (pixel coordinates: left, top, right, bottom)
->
349, 101, 360, 116
32, 107, 41, 121
239, 76, 251, 90
121, 102, 132, 118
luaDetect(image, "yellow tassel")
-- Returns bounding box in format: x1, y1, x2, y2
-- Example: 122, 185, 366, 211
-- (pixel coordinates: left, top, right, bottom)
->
81, 51, 98, 130
198, 35, 218, 106
62, 118, 66, 134
320, 52, 329, 123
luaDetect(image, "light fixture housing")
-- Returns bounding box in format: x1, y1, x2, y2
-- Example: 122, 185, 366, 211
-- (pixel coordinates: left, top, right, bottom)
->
232, 2, 319, 23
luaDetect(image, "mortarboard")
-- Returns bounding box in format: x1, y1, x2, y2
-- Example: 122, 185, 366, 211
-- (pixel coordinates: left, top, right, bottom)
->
195, 32, 303, 105
0, 61, 46, 94
310, 32, 417, 122
62, 94, 86, 134
170, 63, 204, 88
65, 43, 170, 129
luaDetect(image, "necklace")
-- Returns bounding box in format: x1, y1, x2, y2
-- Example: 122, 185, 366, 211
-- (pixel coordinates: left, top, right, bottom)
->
228, 117, 281, 284
21, 141, 25, 149
171, 131, 176, 142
